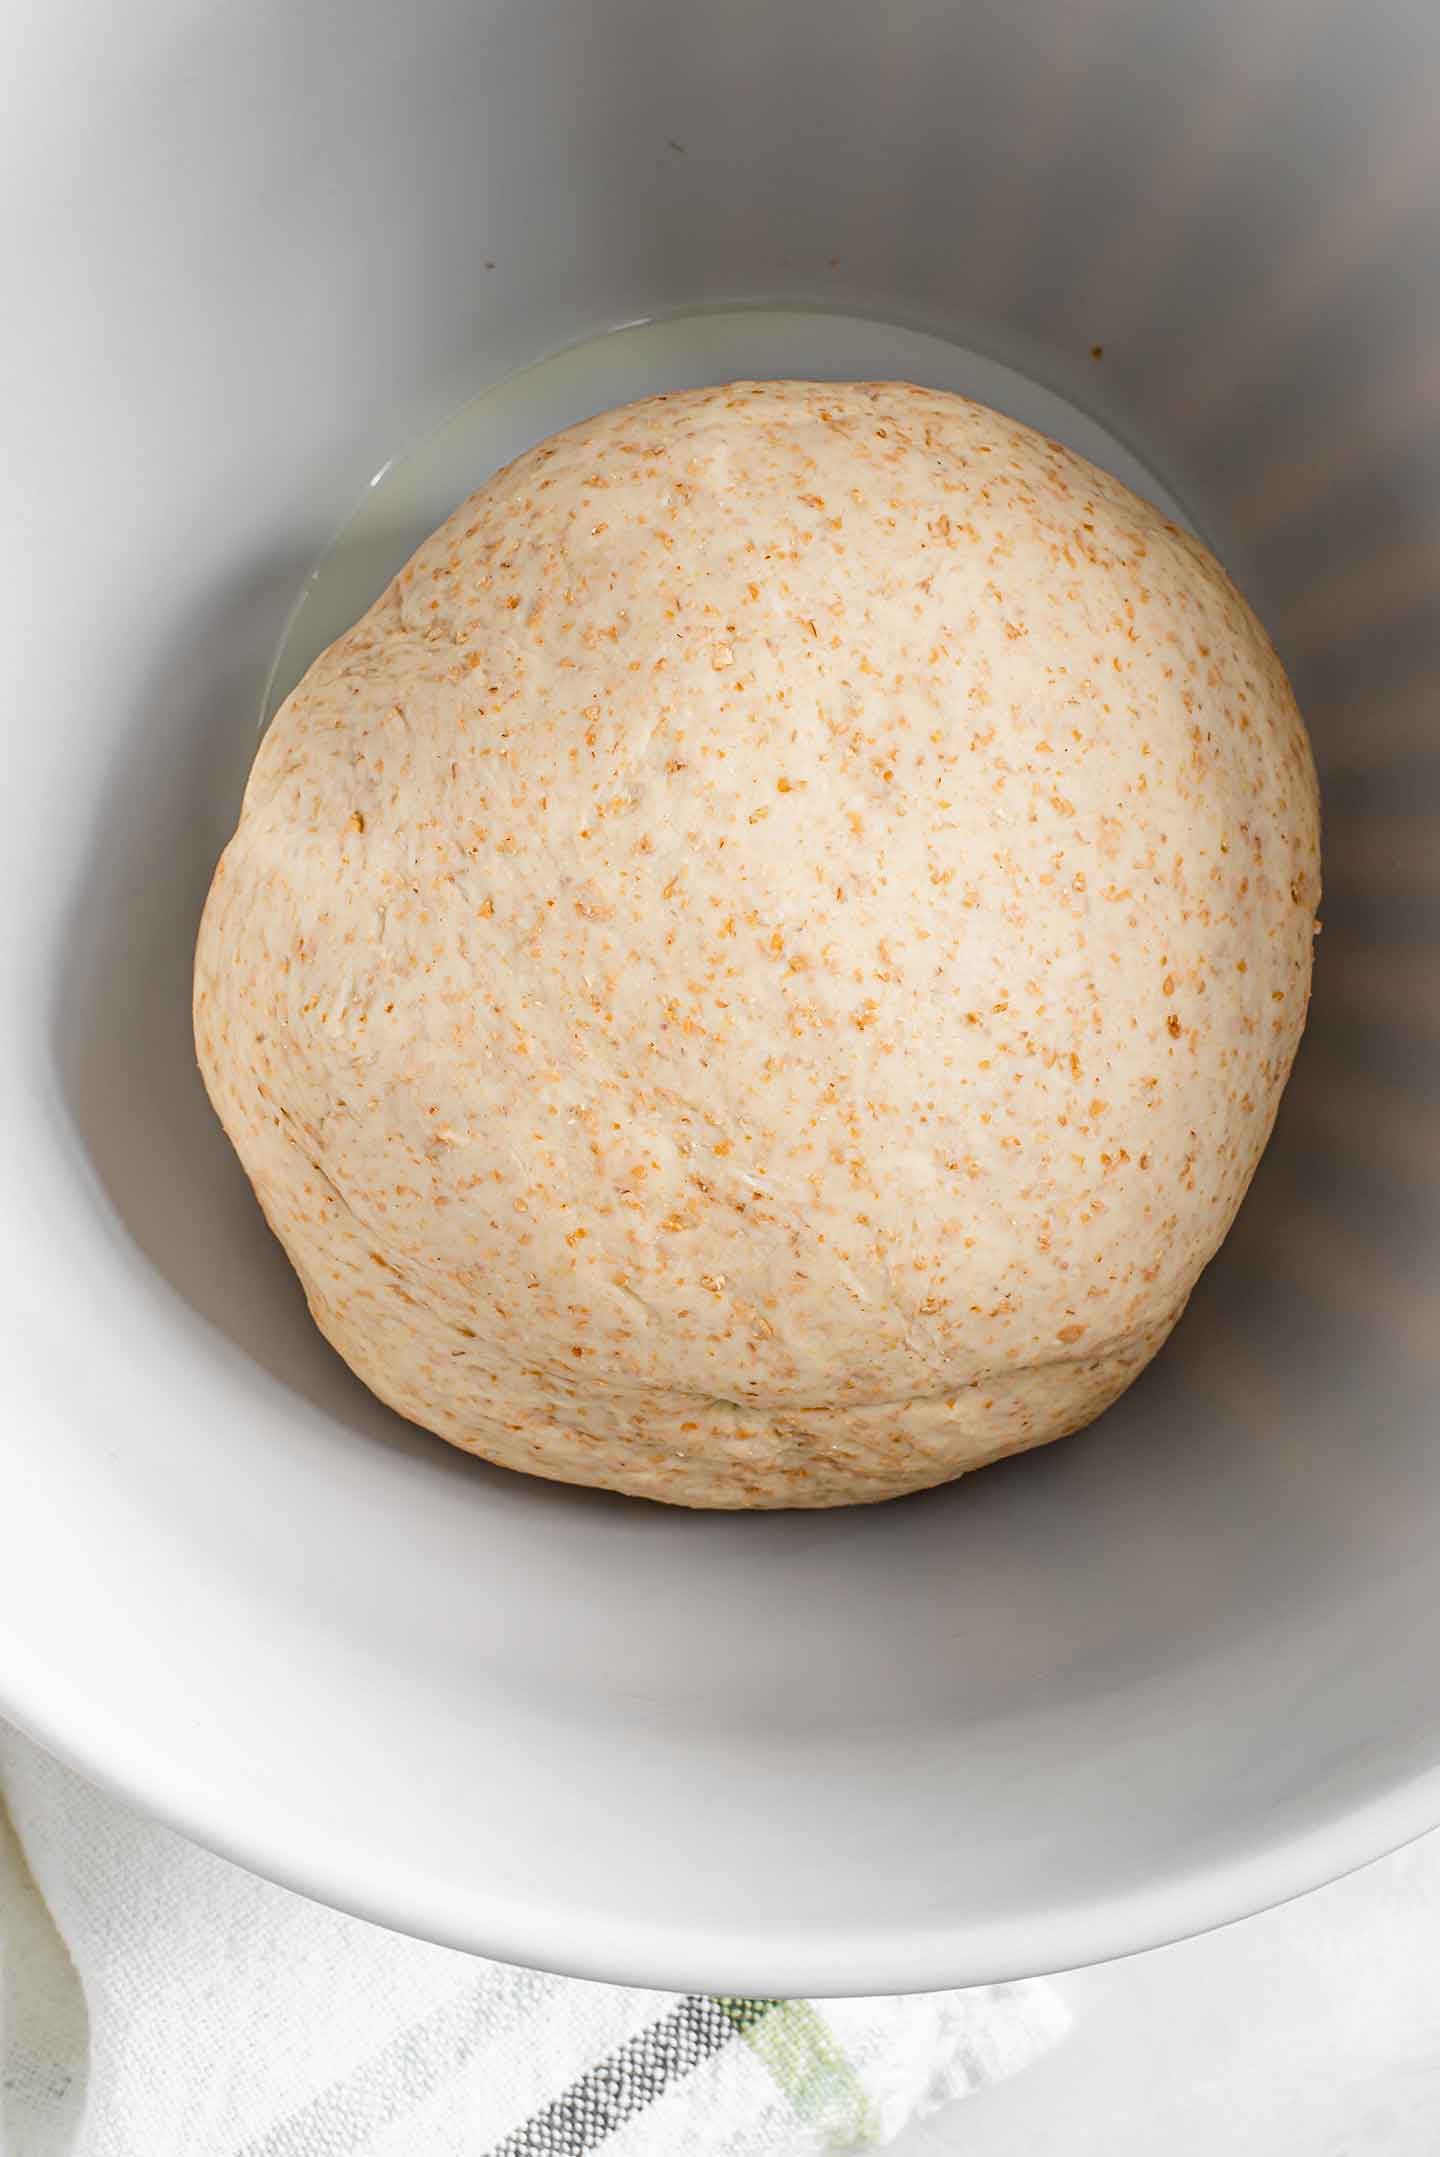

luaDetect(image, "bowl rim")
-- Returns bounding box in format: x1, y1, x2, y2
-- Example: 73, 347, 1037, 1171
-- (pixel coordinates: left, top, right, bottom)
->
6, 1647, 1439, 1994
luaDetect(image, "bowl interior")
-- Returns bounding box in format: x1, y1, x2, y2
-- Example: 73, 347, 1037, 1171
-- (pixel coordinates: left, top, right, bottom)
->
4, 0, 1440, 1993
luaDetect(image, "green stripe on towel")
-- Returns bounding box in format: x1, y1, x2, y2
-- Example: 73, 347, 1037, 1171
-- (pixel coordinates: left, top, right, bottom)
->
717, 1997, 878, 2146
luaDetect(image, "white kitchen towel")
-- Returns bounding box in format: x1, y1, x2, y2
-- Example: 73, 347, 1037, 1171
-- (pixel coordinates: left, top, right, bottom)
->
0, 1724, 1067, 2157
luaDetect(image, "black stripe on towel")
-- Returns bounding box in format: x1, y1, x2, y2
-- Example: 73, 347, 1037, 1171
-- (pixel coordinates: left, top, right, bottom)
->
487, 1993, 775, 2156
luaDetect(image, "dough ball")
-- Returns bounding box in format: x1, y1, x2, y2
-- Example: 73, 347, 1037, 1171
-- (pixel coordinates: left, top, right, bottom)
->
195, 381, 1319, 1507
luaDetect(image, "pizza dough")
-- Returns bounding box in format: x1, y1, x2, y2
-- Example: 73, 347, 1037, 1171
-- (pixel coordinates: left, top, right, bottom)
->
195, 381, 1320, 1507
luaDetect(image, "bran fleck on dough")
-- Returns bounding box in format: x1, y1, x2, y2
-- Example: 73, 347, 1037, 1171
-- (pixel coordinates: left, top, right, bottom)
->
195, 381, 1320, 1507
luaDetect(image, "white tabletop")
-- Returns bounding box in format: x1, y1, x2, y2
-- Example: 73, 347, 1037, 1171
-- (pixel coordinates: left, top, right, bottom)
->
894, 1829, 1440, 2155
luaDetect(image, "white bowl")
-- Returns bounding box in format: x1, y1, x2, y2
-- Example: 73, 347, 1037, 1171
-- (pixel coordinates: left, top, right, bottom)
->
5, 0, 1440, 1996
